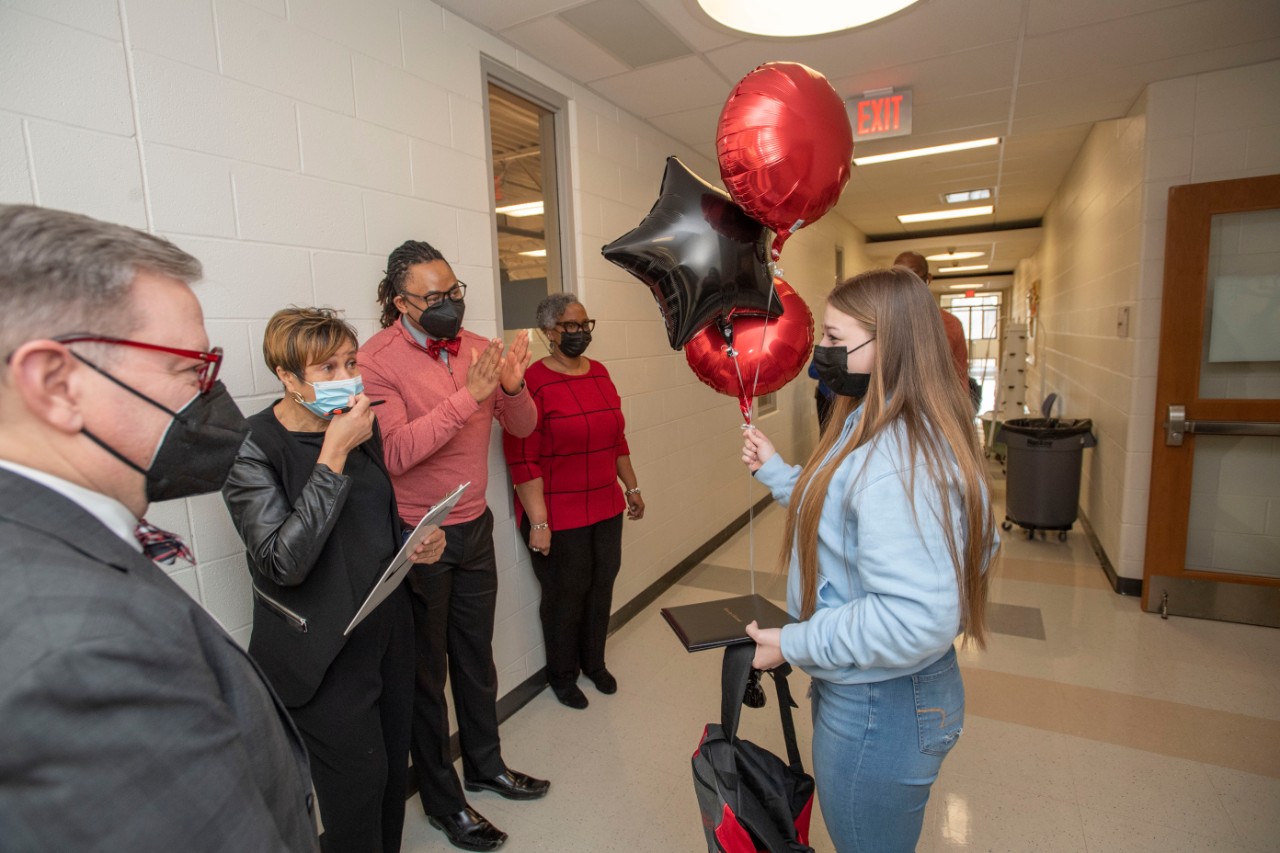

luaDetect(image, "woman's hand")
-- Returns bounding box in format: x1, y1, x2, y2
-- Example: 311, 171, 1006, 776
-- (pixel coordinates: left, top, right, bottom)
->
528, 525, 551, 556
745, 621, 785, 670
318, 394, 375, 473
741, 426, 777, 473
625, 491, 645, 520
409, 527, 446, 564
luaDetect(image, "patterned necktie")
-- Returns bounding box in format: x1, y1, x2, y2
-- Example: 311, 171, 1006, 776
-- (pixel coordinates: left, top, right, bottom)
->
425, 337, 461, 360
134, 521, 195, 565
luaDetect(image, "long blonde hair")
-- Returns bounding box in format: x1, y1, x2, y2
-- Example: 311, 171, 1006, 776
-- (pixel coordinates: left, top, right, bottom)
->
782, 268, 994, 647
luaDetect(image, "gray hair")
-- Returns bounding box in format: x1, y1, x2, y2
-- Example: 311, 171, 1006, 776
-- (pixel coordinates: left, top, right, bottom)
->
0, 205, 202, 359
534, 291, 580, 331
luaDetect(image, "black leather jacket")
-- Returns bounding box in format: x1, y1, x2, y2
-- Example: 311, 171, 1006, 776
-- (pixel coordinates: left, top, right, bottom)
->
222, 406, 400, 707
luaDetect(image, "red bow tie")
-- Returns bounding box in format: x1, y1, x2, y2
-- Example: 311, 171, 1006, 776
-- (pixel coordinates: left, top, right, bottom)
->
134, 520, 194, 566
425, 337, 461, 360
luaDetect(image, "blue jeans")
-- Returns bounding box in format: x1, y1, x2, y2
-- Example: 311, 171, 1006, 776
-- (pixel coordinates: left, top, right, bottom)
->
810, 647, 964, 852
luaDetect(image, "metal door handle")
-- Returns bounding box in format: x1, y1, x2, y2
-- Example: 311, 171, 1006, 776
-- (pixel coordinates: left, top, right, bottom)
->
1165, 404, 1280, 446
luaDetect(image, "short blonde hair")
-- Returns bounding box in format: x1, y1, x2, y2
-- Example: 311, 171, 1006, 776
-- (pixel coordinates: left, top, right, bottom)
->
263, 307, 358, 377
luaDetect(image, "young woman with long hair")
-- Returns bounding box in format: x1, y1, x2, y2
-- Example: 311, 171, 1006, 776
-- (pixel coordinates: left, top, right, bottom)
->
741, 267, 997, 852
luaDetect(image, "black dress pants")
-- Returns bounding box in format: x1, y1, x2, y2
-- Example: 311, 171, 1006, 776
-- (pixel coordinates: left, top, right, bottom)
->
522, 513, 624, 690
289, 586, 414, 853
405, 508, 506, 818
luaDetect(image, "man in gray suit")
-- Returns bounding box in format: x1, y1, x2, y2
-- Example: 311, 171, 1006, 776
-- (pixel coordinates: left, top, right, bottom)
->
0, 205, 320, 852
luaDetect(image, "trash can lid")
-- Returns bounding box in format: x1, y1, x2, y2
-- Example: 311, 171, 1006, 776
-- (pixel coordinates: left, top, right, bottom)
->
1001, 417, 1094, 439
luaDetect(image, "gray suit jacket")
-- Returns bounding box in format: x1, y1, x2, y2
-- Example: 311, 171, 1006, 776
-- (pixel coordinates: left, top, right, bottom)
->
0, 468, 320, 852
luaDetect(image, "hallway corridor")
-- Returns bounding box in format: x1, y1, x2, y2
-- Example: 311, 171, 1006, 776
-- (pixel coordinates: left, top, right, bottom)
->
402, 467, 1280, 852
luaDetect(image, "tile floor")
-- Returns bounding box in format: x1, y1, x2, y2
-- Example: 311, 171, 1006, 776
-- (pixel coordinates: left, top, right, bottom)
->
401, 468, 1280, 852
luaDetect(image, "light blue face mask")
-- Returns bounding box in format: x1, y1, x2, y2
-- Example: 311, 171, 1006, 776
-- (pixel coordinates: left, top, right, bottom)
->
297, 375, 364, 419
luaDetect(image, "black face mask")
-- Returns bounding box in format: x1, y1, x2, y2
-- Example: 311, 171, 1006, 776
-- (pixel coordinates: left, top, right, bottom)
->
81, 376, 249, 503
556, 331, 591, 358
812, 344, 872, 398
418, 298, 465, 340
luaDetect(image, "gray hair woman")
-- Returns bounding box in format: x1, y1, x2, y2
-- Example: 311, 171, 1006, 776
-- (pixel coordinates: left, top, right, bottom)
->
502, 293, 644, 709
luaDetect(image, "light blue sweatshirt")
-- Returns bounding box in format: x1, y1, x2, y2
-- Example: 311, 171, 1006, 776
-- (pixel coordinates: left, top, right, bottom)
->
754, 408, 991, 684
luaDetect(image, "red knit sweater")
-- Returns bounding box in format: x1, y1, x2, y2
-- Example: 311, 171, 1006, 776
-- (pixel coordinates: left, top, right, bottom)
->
503, 359, 629, 532
359, 321, 536, 527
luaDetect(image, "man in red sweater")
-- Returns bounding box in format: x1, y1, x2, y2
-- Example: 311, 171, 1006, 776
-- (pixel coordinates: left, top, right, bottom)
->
359, 240, 546, 852
893, 251, 981, 411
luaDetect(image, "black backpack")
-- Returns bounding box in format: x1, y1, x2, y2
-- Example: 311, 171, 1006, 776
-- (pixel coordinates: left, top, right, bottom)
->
692, 642, 815, 852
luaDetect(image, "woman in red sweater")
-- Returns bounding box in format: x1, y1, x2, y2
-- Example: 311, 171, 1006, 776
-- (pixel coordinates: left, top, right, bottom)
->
503, 294, 645, 709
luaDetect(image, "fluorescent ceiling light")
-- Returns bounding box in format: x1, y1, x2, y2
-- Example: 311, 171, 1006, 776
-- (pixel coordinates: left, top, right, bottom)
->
855, 137, 1000, 166
949, 283, 982, 289
496, 201, 544, 217
696, 0, 923, 37
943, 188, 991, 204
936, 264, 990, 273
519, 249, 547, 257
926, 251, 984, 261
897, 205, 993, 224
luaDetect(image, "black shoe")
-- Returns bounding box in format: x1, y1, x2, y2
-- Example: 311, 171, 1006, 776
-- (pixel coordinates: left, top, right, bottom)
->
551, 683, 589, 709
586, 668, 617, 694
427, 806, 507, 852
465, 768, 550, 801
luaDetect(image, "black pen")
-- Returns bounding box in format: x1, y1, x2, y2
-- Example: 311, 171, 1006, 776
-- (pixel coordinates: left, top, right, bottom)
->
329, 399, 386, 416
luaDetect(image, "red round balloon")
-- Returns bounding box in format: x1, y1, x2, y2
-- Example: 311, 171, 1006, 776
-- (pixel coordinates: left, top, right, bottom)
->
717, 62, 854, 259
684, 279, 814, 422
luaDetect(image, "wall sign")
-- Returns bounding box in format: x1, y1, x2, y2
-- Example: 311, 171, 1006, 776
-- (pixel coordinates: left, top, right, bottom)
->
847, 89, 912, 141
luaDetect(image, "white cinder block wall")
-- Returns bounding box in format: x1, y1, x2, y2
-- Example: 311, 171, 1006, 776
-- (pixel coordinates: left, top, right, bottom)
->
0, 0, 868, 693
1012, 57, 1280, 582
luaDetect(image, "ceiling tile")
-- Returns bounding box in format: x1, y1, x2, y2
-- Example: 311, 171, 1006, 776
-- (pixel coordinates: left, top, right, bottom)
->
434, 0, 586, 32
589, 55, 729, 117
1026, 0, 1189, 36
638, 0, 740, 52
502, 16, 631, 81
645, 102, 722, 150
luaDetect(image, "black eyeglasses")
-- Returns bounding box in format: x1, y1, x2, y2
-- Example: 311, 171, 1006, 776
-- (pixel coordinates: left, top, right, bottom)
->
400, 283, 467, 310
556, 319, 595, 334
56, 334, 224, 395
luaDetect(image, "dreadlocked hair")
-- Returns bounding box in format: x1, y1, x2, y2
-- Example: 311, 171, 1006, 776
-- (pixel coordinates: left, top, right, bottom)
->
780, 268, 996, 649
376, 240, 447, 328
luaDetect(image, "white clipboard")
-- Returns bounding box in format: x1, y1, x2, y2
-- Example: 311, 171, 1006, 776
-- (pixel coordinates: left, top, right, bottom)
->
343, 481, 469, 636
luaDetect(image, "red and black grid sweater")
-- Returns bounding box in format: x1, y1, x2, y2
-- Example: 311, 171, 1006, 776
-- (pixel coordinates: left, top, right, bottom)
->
502, 359, 630, 532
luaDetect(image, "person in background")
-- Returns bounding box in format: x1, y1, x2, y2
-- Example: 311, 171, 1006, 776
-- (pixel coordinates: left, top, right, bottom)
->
222, 308, 446, 853
893, 251, 982, 412
0, 204, 318, 851
741, 267, 997, 852
503, 293, 644, 710
359, 240, 548, 853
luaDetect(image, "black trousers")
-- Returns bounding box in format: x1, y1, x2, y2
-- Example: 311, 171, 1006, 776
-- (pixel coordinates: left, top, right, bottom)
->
405, 508, 505, 817
290, 586, 414, 853
522, 513, 624, 689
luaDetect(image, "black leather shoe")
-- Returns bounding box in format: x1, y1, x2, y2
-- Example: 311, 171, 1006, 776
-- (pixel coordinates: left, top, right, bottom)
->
552, 683, 589, 709
427, 806, 507, 852
465, 768, 550, 801
586, 668, 617, 694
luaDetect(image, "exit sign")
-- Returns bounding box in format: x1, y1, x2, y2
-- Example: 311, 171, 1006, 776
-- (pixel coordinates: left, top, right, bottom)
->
847, 90, 912, 141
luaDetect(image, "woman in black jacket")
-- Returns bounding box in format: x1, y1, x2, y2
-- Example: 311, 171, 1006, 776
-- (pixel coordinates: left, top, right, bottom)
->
223, 307, 445, 853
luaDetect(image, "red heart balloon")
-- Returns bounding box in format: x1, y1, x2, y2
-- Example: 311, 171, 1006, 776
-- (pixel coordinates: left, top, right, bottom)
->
717, 62, 854, 259
684, 278, 815, 422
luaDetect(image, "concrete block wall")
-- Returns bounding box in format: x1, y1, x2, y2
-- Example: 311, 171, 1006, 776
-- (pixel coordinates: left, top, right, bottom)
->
0, 0, 866, 692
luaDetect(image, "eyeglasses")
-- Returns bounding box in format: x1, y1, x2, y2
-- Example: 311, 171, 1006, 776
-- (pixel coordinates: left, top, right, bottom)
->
56, 335, 224, 395
556, 319, 596, 334
399, 283, 467, 310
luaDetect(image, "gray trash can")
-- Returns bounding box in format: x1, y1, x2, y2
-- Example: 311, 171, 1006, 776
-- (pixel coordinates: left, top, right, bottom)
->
995, 417, 1096, 540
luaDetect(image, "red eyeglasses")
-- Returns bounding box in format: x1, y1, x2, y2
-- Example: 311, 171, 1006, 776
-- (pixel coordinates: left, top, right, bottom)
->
56, 335, 224, 394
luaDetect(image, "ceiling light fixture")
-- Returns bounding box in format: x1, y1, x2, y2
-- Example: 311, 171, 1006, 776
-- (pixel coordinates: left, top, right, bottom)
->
696, 0, 923, 37
926, 250, 984, 261
519, 249, 547, 257
949, 283, 983, 289
897, 205, 993, 224
496, 201, 544, 217
937, 264, 990, 273
855, 137, 1000, 166
943, 188, 991, 204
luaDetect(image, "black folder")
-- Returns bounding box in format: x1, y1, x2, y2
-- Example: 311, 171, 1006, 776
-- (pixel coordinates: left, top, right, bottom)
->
660, 594, 795, 652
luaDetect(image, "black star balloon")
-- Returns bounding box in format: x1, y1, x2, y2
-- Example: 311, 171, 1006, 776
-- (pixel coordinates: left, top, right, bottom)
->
602, 156, 781, 350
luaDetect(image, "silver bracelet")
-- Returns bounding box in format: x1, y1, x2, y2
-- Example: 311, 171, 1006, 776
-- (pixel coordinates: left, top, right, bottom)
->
529, 522, 549, 531
624, 487, 641, 496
